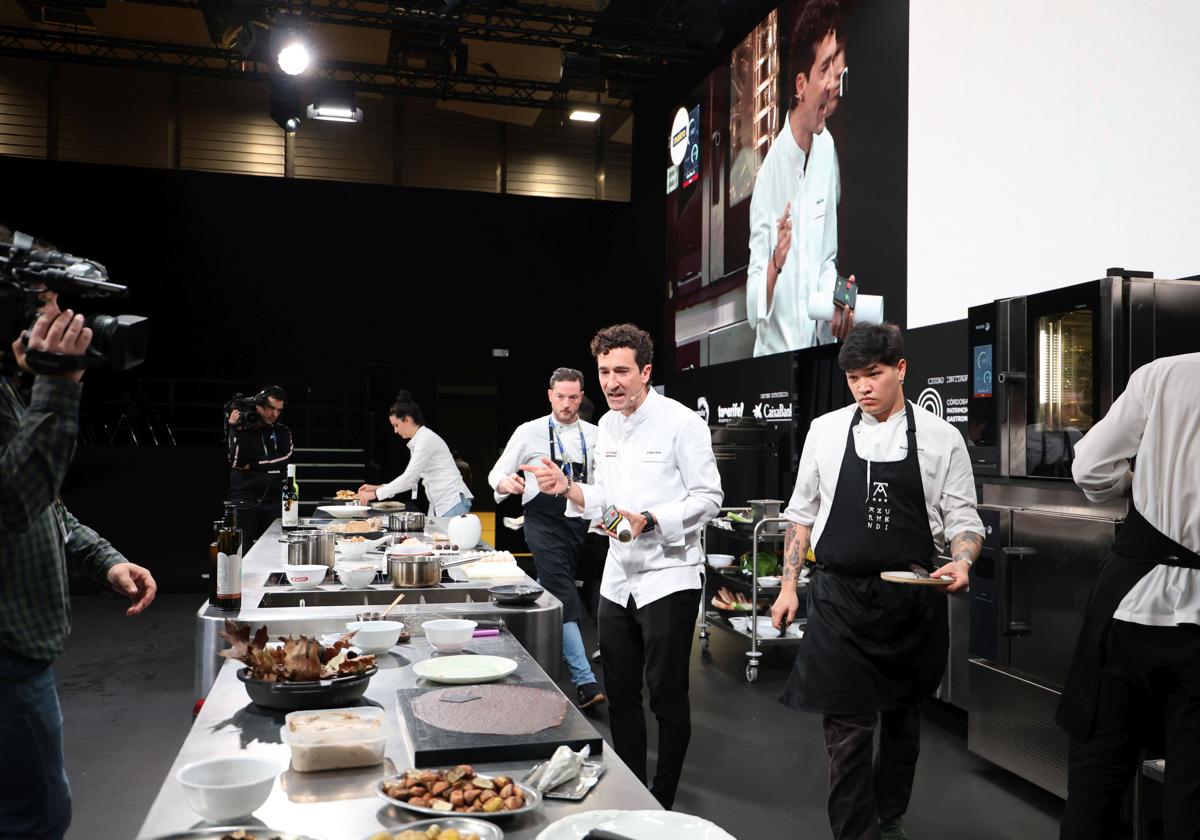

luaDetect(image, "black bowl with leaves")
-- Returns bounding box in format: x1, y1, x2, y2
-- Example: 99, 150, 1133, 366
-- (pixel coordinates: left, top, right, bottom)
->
235, 665, 378, 711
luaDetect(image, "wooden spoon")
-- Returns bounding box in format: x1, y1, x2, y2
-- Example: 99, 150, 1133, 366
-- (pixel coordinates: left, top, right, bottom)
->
380, 592, 406, 619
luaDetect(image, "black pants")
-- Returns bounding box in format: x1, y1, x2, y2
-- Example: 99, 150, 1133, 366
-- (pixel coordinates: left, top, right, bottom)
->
598, 587, 700, 810
1061, 621, 1200, 840
823, 703, 922, 840
523, 509, 587, 625
230, 498, 276, 551
579, 534, 608, 624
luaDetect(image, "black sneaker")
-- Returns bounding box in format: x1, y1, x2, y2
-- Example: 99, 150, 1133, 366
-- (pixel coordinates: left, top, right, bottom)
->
576, 682, 605, 709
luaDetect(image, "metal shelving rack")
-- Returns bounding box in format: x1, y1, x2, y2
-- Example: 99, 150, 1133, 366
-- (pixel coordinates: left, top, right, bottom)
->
699, 513, 805, 682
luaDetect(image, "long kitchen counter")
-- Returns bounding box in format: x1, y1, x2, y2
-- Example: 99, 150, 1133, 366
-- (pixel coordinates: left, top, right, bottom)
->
195, 519, 563, 697
142, 624, 661, 839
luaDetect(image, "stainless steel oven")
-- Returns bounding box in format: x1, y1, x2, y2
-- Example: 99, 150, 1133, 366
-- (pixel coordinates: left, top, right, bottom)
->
967, 273, 1200, 479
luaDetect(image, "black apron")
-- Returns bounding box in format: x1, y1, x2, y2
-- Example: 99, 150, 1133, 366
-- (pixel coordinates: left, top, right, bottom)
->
521, 420, 589, 625
1056, 505, 1200, 738
782, 401, 948, 715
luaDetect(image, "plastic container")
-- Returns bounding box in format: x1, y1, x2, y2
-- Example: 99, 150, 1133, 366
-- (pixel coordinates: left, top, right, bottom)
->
281, 707, 387, 773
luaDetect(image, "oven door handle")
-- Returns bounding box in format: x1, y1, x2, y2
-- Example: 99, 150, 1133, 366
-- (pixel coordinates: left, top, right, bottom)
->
1000, 546, 1036, 636
997, 370, 1027, 383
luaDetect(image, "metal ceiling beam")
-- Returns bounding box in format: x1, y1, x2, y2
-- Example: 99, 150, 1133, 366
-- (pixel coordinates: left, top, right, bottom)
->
0, 23, 620, 108
118, 0, 713, 63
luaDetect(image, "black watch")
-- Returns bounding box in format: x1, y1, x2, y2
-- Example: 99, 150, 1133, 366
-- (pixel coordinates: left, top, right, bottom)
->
641, 511, 656, 532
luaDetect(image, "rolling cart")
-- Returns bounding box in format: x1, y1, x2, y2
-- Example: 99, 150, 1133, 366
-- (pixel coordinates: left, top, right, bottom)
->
699, 513, 806, 682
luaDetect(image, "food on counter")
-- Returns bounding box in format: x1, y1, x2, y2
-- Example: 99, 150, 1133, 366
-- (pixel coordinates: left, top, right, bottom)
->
740, 550, 780, 576
284, 708, 386, 772
342, 536, 368, 543
726, 511, 752, 523
430, 532, 449, 541
401, 537, 427, 547
369, 826, 481, 840
218, 620, 376, 681
382, 766, 526, 814
218, 832, 284, 840
335, 489, 358, 499
412, 684, 568, 735
373, 500, 406, 511
711, 586, 755, 612
327, 517, 382, 534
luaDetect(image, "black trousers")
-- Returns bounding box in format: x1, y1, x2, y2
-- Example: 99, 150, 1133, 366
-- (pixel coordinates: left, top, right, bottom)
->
1061, 620, 1200, 840
823, 703, 922, 840
579, 533, 608, 624
230, 498, 276, 551
598, 587, 700, 810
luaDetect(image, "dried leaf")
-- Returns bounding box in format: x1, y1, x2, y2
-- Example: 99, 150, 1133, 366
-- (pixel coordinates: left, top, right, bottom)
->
282, 635, 323, 681
218, 620, 253, 661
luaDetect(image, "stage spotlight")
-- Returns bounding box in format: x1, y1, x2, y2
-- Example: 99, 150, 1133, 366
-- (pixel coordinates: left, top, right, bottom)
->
277, 39, 310, 75
569, 109, 601, 123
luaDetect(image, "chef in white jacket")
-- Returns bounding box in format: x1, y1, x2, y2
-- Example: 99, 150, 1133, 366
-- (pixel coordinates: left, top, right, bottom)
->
746, 0, 853, 356
523, 323, 723, 810
1058, 353, 1200, 840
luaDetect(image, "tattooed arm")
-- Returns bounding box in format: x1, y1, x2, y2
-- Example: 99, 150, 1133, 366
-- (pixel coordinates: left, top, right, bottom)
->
781, 522, 813, 585
932, 531, 982, 593
771, 522, 812, 629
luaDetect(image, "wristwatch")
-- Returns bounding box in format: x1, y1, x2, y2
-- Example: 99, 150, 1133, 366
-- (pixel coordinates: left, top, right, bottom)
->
641, 511, 656, 532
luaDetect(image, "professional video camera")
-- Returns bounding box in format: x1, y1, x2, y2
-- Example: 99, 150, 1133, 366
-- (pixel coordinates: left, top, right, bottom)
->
224, 392, 267, 432
0, 230, 148, 375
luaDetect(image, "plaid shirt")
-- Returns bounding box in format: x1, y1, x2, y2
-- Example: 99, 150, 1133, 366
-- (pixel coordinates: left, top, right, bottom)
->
0, 376, 125, 662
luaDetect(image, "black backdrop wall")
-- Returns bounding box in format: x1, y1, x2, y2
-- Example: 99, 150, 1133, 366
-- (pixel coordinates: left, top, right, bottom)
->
0, 155, 666, 589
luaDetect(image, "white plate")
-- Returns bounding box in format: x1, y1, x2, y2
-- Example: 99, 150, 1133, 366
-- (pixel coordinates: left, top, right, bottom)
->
536, 810, 735, 840
318, 505, 371, 519
412, 655, 518, 684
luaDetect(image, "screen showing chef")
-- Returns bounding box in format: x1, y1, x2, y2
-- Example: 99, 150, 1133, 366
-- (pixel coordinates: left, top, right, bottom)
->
666, 0, 906, 371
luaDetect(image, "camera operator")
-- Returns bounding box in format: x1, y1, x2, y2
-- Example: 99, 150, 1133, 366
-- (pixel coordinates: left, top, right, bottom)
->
225, 386, 293, 549
1, 267, 157, 838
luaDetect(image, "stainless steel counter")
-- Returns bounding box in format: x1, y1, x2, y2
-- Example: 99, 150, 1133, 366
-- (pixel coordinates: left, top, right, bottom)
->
195, 520, 563, 698
142, 637, 661, 839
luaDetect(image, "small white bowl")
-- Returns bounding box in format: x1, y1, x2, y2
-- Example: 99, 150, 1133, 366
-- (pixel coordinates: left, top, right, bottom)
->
337, 539, 372, 559
336, 563, 376, 589
757, 576, 781, 588
285, 565, 327, 590
176, 755, 278, 822
707, 553, 736, 568
345, 620, 405, 653
423, 618, 477, 652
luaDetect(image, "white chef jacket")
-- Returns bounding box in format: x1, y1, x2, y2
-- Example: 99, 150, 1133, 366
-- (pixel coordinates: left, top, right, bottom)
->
568, 388, 724, 608
746, 120, 841, 357
376, 425, 473, 517
488, 414, 599, 506
1072, 353, 1200, 627
784, 401, 984, 555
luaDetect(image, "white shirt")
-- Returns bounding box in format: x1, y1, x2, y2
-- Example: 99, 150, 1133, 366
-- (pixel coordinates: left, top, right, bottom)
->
488, 414, 599, 507
569, 389, 724, 608
376, 426, 473, 517
1071, 353, 1200, 627
746, 120, 840, 357
784, 401, 984, 554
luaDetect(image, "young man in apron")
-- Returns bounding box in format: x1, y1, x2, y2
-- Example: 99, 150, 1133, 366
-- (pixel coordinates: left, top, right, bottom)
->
1058, 353, 1200, 840
487, 367, 604, 708
771, 323, 983, 840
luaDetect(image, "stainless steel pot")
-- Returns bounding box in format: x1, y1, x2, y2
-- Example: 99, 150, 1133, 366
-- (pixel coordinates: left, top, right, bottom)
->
388, 554, 440, 587
281, 535, 313, 566
388, 511, 426, 532
290, 529, 337, 569
748, 499, 784, 521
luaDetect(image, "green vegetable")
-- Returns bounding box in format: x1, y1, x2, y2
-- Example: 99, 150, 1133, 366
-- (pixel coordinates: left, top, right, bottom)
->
740, 550, 779, 576
726, 511, 752, 524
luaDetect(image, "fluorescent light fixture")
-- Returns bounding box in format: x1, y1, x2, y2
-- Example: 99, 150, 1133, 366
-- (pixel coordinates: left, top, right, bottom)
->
277, 41, 310, 75
569, 109, 601, 123
306, 104, 363, 123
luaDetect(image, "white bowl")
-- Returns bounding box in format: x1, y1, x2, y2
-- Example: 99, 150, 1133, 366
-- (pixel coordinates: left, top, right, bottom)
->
707, 553, 736, 568
176, 755, 278, 822
336, 563, 376, 589
318, 505, 371, 519
337, 539, 372, 559
422, 618, 477, 652
285, 565, 327, 590
345, 620, 405, 653
757, 576, 781, 588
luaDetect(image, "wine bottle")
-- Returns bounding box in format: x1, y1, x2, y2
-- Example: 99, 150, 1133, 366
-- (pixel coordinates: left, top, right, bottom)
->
213, 502, 243, 611
282, 463, 299, 528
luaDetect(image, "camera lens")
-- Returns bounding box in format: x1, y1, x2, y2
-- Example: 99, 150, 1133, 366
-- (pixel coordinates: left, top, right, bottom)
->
85, 313, 148, 371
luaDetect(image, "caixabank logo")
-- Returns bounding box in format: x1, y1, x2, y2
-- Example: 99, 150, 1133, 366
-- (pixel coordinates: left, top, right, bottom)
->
752, 402, 793, 422
696, 396, 710, 423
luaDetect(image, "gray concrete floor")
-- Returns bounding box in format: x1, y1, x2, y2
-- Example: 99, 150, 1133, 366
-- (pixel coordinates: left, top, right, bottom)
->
56, 592, 1070, 840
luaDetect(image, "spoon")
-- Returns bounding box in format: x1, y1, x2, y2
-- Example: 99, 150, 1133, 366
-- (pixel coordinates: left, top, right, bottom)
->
380, 592, 406, 619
